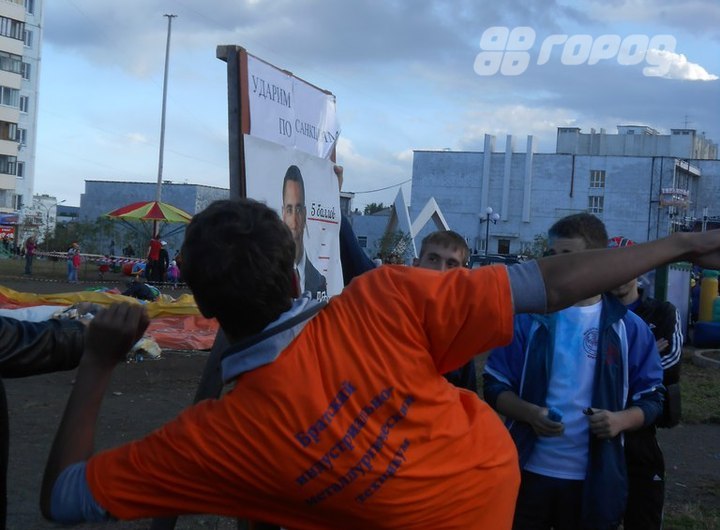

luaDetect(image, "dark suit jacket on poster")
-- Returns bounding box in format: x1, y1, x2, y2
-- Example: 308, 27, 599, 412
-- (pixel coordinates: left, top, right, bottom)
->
304, 255, 327, 299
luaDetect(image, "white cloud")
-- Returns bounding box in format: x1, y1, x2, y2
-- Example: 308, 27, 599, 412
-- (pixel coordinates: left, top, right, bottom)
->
125, 132, 148, 144
336, 137, 409, 209
394, 149, 414, 163
644, 49, 719, 80
456, 105, 581, 152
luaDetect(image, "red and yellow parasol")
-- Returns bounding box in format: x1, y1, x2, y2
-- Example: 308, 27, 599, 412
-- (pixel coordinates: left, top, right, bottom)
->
105, 201, 192, 224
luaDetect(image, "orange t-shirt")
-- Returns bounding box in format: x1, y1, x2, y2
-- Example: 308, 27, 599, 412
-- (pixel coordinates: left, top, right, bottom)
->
87, 265, 519, 529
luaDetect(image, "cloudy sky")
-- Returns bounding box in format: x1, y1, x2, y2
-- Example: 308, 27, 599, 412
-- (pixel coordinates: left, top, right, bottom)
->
37, 0, 719, 209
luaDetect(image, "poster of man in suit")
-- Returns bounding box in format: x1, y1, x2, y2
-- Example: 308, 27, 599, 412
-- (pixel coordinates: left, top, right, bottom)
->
241, 53, 342, 300
244, 134, 341, 300
281, 165, 328, 299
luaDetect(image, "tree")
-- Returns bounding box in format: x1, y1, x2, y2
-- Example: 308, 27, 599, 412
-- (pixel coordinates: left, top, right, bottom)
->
375, 230, 413, 264
364, 202, 385, 215
520, 233, 548, 259
45, 217, 147, 256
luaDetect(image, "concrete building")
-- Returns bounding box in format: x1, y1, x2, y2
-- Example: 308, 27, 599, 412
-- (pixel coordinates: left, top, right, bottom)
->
16, 0, 42, 210
22, 192, 60, 242
78, 180, 228, 255
350, 208, 392, 259
0, 0, 41, 241
557, 125, 718, 160
410, 126, 719, 257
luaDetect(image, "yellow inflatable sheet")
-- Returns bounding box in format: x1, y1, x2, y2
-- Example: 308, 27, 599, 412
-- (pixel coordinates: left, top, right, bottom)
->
0, 285, 219, 350
0, 285, 201, 319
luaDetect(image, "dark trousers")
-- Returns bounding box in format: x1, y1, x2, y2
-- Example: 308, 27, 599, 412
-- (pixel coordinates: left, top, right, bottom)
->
513, 470, 619, 530
513, 471, 583, 530
624, 427, 665, 530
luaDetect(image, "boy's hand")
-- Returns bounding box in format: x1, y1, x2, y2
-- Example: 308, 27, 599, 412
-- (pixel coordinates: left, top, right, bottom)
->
683, 230, 720, 269
529, 406, 564, 437
587, 409, 623, 439
334, 164, 344, 191
84, 303, 149, 369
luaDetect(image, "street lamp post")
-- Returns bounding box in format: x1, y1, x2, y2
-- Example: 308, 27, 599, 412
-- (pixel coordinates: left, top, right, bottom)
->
153, 13, 177, 238
39, 199, 65, 251
480, 206, 500, 257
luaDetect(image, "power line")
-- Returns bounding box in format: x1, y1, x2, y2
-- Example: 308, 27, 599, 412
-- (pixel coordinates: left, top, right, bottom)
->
350, 178, 412, 194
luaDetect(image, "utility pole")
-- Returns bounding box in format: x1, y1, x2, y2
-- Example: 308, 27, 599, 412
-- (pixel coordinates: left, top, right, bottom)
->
154, 13, 177, 237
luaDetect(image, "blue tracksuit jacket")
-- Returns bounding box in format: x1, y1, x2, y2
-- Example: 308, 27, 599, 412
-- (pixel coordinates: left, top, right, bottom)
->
483, 295, 663, 528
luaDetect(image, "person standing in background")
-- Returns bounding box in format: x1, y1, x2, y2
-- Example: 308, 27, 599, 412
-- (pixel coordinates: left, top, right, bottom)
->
146, 235, 162, 283
23, 236, 36, 275
608, 237, 683, 530
67, 242, 80, 283
158, 241, 170, 282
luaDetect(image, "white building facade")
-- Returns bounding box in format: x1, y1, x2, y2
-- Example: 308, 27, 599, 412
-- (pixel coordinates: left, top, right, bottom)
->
0, 0, 41, 217
410, 126, 719, 256
16, 0, 41, 209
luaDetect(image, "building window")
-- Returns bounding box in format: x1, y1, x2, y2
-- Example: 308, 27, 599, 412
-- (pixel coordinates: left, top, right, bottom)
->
498, 238, 511, 255
0, 86, 20, 108
0, 51, 22, 74
16, 161, 23, 178
17, 127, 26, 145
0, 155, 17, 175
19, 95, 28, 112
23, 28, 32, 47
590, 169, 606, 188
357, 236, 368, 248
0, 121, 17, 141
25, 0, 35, 15
14, 193, 23, 210
0, 16, 24, 40
21, 62, 30, 80
588, 195, 604, 214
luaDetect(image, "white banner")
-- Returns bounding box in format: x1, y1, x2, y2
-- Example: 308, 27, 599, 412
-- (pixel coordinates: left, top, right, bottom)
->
244, 134, 342, 300
247, 55, 340, 159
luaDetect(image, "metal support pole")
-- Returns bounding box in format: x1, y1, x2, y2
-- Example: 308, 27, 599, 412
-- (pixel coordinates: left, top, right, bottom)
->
154, 13, 177, 236
484, 213, 490, 257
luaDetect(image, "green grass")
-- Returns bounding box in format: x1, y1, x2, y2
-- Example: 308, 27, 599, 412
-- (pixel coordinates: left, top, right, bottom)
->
679, 355, 720, 424
664, 502, 720, 529
651, 353, 720, 529
0, 255, 189, 294
0, 255, 99, 281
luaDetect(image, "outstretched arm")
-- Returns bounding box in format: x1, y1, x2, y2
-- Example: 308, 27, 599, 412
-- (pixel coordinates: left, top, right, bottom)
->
538, 231, 720, 313
334, 164, 376, 285
41, 303, 148, 519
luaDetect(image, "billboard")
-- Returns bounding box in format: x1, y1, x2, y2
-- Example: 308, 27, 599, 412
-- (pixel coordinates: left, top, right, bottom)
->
219, 46, 342, 300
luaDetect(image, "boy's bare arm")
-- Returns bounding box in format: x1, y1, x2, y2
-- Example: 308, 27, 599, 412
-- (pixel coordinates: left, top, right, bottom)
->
41, 303, 148, 519
538, 231, 720, 313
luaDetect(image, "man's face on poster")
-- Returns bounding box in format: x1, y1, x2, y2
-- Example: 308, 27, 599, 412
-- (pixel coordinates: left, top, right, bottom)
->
283, 180, 305, 264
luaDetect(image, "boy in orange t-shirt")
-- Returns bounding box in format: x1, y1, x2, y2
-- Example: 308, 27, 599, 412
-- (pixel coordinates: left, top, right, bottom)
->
41, 198, 720, 529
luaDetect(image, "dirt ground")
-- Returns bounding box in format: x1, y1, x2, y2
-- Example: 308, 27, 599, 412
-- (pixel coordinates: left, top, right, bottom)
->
1, 273, 719, 529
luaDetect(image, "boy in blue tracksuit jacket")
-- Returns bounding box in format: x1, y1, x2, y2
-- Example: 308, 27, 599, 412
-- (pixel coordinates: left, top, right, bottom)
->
483, 213, 664, 530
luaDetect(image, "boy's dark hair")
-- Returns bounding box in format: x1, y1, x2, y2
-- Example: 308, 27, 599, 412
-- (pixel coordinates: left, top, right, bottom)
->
180, 199, 295, 338
548, 213, 608, 250
419, 230, 470, 264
